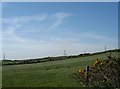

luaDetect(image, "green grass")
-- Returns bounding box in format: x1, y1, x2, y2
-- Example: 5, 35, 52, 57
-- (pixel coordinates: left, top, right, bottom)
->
2, 52, 119, 87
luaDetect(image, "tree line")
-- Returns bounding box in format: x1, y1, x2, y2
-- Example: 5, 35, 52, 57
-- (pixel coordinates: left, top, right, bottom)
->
2, 49, 120, 66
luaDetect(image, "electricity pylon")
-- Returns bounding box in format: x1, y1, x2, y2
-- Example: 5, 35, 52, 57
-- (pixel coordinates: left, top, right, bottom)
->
64, 50, 67, 56
105, 45, 106, 52
3, 52, 5, 60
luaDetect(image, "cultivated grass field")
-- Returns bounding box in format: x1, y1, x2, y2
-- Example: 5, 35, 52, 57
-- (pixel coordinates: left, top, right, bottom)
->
2, 52, 119, 87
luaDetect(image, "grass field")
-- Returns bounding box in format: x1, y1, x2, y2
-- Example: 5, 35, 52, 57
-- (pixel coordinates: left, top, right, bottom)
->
2, 52, 119, 87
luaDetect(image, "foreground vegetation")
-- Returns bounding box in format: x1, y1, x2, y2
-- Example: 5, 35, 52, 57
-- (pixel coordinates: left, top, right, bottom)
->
2, 49, 120, 87
72, 55, 120, 88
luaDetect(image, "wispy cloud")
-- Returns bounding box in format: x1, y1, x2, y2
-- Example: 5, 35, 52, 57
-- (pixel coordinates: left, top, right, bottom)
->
80, 32, 109, 40
3, 14, 48, 44
3, 14, 47, 24
3, 12, 72, 44
3, 25, 26, 43
47, 12, 71, 31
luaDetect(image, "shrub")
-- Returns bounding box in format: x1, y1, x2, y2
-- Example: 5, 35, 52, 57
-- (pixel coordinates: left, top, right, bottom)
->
72, 55, 120, 88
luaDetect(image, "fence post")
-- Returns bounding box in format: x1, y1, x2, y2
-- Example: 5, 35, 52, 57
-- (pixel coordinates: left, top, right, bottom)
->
85, 65, 89, 86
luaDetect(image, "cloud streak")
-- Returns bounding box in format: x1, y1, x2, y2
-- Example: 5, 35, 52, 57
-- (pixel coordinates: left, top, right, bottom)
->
3, 25, 26, 43
47, 12, 71, 31
3, 14, 47, 24
3, 12, 72, 44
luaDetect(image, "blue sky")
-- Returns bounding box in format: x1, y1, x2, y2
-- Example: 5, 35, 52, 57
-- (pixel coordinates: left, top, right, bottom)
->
2, 2, 118, 59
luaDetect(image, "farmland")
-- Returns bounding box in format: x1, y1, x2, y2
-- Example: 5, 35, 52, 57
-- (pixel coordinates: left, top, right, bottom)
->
2, 50, 119, 87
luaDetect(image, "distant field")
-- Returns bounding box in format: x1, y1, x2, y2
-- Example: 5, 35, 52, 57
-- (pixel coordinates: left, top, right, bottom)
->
2, 52, 119, 87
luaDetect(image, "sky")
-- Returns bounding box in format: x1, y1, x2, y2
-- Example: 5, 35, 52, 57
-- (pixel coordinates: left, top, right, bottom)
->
2, 2, 118, 60
0, 3, 2, 60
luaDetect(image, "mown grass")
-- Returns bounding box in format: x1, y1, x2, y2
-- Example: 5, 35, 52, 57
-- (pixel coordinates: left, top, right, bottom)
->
2, 52, 119, 87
